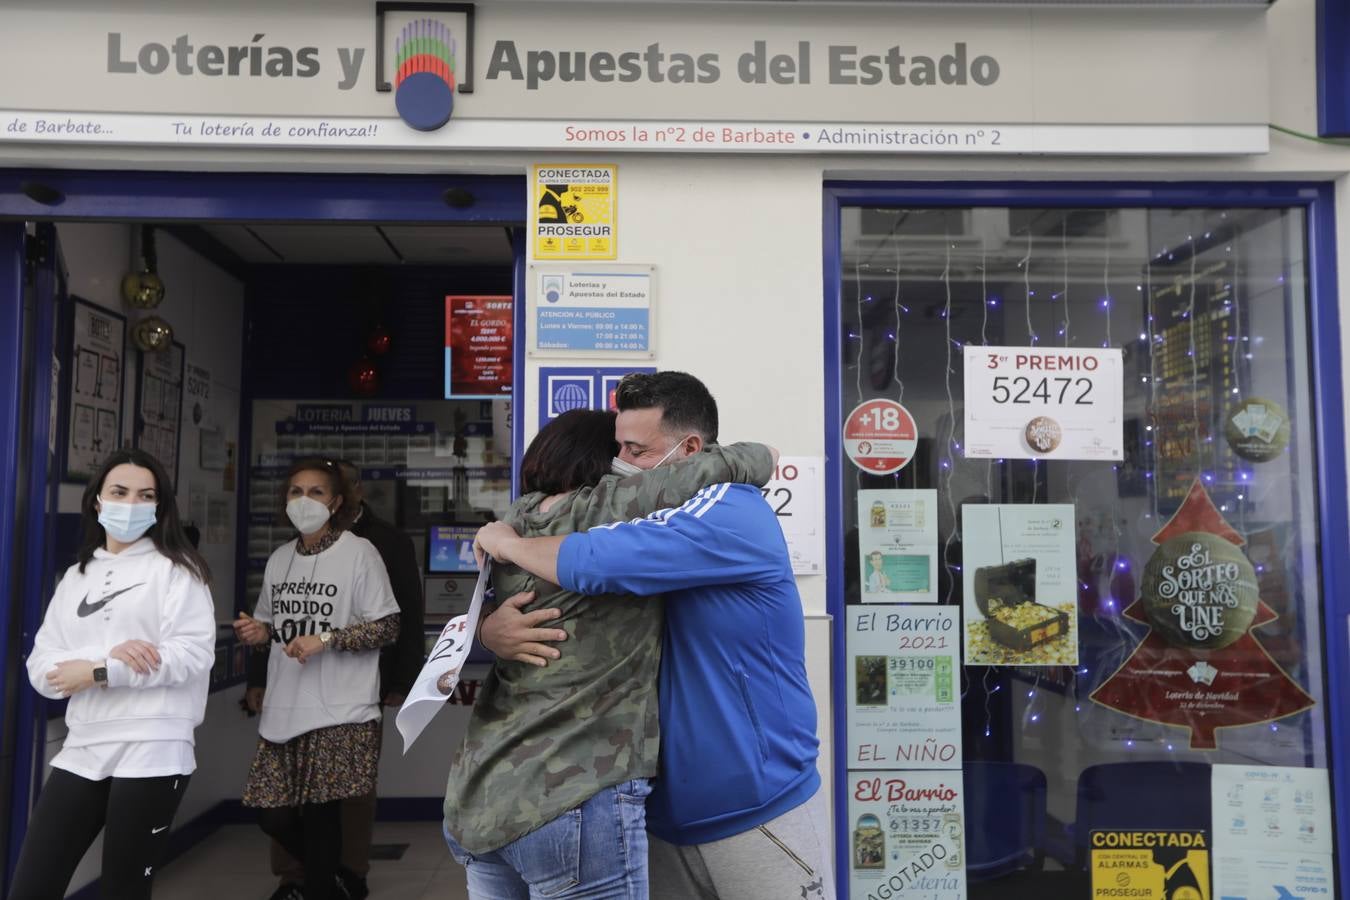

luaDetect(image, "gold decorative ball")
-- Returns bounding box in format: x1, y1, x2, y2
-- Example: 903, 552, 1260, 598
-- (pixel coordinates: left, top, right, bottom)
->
132, 316, 174, 352
122, 270, 166, 309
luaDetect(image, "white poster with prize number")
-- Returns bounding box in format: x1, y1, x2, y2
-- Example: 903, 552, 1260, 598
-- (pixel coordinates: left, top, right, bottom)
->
962, 346, 1123, 461
397, 561, 491, 752
761, 456, 824, 575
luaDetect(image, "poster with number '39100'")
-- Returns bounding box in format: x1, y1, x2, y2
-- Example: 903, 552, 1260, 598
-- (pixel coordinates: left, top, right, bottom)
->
962, 345, 1123, 461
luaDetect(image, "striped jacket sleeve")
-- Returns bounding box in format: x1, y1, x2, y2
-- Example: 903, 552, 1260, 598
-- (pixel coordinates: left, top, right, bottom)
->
557, 484, 783, 597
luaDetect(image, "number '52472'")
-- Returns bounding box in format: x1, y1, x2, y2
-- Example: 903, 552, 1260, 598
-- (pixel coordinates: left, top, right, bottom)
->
991, 376, 1093, 405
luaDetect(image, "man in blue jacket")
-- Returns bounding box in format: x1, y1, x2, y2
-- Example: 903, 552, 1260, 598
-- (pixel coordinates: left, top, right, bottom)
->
476, 371, 833, 900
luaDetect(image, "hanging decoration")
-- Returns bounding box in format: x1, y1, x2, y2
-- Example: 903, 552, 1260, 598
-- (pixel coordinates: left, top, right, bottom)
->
1090, 478, 1315, 750
130, 315, 174, 353
347, 357, 380, 395
366, 325, 393, 357
121, 225, 167, 309
1223, 396, 1291, 463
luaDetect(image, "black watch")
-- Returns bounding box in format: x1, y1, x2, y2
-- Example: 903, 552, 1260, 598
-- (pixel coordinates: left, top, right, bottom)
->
93, 663, 108, 689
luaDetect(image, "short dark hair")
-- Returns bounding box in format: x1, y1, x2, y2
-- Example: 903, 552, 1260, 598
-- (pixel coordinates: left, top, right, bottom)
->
614, 371, 719, 444
335, 459, 362, 487
79, 447, 211, 584
280, 457, 359, 532
520, 409, 617, 495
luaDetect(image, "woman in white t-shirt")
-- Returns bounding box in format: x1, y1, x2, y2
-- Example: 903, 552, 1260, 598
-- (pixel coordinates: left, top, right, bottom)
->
11, 448, 216, 900
235, 457, 399, 900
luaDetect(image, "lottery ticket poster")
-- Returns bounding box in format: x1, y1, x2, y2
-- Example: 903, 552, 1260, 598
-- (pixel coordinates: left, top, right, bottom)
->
848, 771, 967, 900
846, 607, 961, 770
962, 345, 1123, 461
961, 504, 1078, 667
858, 489, 939, 603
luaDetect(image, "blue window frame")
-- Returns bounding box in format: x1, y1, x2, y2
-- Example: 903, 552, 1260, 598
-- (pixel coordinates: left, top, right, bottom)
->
823, 181, 1347, 899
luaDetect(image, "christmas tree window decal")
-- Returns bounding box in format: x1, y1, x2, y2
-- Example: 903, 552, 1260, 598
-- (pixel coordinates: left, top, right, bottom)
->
1090, 478, 1314, 749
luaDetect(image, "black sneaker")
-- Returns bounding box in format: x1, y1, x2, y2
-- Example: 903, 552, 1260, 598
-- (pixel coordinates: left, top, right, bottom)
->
266, 884, 303, 900
335, 869, 369, 900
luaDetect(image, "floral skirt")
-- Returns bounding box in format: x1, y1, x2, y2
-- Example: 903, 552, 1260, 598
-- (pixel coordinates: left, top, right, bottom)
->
242, 720, 382, 808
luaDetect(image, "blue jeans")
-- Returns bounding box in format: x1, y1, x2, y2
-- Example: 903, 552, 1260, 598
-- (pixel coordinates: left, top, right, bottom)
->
444, 778, 652, 900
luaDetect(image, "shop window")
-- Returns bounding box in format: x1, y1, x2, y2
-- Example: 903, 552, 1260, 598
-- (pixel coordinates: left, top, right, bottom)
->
838, 204, 1333, 896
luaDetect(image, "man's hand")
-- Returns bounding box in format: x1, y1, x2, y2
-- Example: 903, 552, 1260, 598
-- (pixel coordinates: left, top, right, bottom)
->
109, 640, 161, 675
479, 591, 567, 667
245, 686, 265, 714
234, 612, 270, 646
474, 521, 523, 568
46, 660, 97, 697
383, 691, 406, 707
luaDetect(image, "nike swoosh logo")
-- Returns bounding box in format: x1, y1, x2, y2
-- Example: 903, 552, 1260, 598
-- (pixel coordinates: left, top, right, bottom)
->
77, 583, 146, 618
151, 826, 168, 834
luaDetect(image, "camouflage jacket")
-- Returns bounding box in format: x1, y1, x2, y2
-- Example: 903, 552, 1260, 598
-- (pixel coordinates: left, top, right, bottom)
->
443, 442, 775, 853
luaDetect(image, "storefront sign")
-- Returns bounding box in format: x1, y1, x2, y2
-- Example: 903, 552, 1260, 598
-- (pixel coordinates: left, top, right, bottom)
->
0, 2, 1272, 155
1211, 765, 1334, 900
536, 365, 656, 429
961, 503, 1078, 667
533, 164, 616, 260
963, 346, 1123, 461
847, 607, 961, 770
763, 456, 824, 576
1090, 831, 1210, 900
858, 489, 938, 603
532, 266, 653, 355
1090, 481, 1315, 750
65, 298, 124, 480
848, 771, 967, 900
445, 295, 513, 399
844, 399, 918, 475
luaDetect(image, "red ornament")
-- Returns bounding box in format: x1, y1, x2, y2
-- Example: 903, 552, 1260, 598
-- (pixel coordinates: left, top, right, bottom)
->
347, 358, 380, 395
367, 327, 393, 357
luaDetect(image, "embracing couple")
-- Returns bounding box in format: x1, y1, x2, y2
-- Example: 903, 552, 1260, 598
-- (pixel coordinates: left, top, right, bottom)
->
441, 371, 833, 900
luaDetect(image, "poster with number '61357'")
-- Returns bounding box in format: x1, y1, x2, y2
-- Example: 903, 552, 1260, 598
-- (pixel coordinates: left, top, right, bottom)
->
962, 345, 1122, 461
848, 771, 967, 900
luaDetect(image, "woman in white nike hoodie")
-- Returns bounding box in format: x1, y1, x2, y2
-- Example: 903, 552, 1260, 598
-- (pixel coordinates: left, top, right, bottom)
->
11, 448, 216, 900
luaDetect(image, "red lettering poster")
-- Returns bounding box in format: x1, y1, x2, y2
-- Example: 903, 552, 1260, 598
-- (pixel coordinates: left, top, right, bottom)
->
445, 295, 513, 399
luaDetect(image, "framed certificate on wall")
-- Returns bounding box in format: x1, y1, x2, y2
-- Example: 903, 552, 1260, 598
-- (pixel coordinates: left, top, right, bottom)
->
63, 297, 126, 481
135, 340, 185, 487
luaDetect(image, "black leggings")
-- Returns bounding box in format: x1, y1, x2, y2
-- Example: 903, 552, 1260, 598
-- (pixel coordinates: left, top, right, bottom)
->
9, 768, 190, 900
259, 802, 343, 900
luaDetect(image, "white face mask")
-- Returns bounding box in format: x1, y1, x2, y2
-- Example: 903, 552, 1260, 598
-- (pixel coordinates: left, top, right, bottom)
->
98, 500, 157, 543
286, 496, 333, 535
611, 435, 693, 476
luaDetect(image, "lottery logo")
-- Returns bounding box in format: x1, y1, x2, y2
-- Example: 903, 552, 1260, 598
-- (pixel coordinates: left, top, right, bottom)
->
1024, 416, 1062, 454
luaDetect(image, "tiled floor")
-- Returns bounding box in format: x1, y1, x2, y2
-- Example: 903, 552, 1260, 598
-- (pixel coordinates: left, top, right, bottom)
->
150, 822, 469, 900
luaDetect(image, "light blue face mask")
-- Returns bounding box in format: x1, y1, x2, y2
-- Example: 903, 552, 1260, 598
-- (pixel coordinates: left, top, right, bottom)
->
98, 500, 157, 543
610, 435, 692, 476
